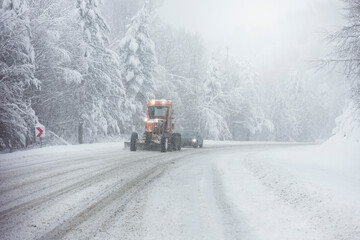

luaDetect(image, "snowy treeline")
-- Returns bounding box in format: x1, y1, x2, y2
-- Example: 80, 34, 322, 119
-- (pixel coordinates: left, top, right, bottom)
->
0, 0, 39, 149
326, 0, 360, 141
0, 0, 341, 149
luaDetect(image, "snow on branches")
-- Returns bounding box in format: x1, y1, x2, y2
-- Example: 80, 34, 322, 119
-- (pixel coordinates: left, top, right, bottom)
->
327, 0, 360, 141
75, 0, 125, 140
0, 0, 38, 150
119, 4, 157, 102
118, 3, 158, 132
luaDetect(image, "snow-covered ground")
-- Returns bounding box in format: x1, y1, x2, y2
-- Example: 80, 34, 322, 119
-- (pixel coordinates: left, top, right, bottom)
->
0, 139, 359, 239
212, 138, 360, 240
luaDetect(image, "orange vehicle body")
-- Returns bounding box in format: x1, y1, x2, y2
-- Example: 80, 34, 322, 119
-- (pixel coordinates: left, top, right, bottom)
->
128, 99, 181, 152
144, 99, 174, 138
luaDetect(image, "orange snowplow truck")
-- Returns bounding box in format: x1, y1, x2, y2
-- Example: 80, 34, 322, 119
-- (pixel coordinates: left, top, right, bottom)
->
126, 99, 181, 152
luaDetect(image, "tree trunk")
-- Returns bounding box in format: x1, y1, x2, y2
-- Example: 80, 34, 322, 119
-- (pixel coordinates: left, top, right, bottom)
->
78, 122, 83, 144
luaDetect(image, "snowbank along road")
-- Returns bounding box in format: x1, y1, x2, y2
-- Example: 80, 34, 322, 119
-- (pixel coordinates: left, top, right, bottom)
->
0, 141, 359, 240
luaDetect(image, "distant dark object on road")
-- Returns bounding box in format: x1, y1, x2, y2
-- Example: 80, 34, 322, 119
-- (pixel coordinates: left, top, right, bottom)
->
181, 131, 203, 148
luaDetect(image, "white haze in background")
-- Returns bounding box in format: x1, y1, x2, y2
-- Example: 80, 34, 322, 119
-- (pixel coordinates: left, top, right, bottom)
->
158, 0, 345, 82
1, 0, 352, 149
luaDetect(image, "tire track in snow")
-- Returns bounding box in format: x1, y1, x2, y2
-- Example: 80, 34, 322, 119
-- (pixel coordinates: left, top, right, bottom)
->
0, 157, 119, 195
44, 163, 167, 240
36, 150, 207, 240
0, 151, 146, 195
0, 145, 242, 240
0, 150, 136, 180
211, 155, 256, 240
0, 158, 125, 208
0, 152, 162, 221
66, 149, 213, 240
0, 148, 118, 171
0, 145, 124, 169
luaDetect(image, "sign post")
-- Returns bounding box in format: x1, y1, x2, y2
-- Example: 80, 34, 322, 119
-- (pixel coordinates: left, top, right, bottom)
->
35, 123, 45, 147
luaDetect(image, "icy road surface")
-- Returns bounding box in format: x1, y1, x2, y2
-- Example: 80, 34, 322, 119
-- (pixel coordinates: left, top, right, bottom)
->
0, 141, 359, 240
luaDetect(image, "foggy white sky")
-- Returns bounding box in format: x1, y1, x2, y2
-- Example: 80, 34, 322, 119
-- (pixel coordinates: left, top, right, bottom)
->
158, 0, 345, 80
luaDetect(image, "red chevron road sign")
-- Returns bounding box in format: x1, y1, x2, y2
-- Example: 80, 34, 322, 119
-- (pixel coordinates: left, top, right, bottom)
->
35, 125, 45, 138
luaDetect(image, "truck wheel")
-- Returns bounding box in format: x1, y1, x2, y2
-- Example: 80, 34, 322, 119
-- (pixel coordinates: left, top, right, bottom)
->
130, 132, 138, 151
144, 132, 152, 150
177, 139, 182, 151
145, 132, 152, 144
171, 133, 181, 151
176, 134, 182, 151
161, 136, 168, 152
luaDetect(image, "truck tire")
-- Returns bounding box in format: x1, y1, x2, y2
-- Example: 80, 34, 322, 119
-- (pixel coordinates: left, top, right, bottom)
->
177, 136, 182, 151
130, 132, 138, 151
145, 132, 152, 144
160, 135, 168, 152
144, 132, 152, 150
172, 133, 181, 151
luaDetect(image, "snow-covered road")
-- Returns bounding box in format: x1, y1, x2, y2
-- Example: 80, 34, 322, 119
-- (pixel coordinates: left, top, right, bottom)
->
0, 141, 359, 240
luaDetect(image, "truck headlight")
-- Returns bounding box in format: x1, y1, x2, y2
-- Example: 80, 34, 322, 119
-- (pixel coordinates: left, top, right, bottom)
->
192, 138, 197, 143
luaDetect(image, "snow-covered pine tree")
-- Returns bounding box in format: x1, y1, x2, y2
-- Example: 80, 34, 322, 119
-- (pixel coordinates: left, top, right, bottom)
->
286, 72, 314, 141
204, 56, 222, 102
199, 55, 231, 140
270, 86, 299, 141
152, 21, 209, 132
76, 0, 125, 142
269, 72, 317, 142
238, 64, 273, 141
0, 0, 39, 150
101, 0, 143, 41
29, 0, 85, 142
222, 58, 273, 141
119, 2, 157, 131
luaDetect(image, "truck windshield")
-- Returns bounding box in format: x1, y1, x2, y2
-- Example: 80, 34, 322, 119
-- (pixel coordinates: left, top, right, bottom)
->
148, 106, 168, 118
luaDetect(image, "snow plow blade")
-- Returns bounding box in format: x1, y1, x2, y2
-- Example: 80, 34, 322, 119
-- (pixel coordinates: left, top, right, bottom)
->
124, 142, 161, 151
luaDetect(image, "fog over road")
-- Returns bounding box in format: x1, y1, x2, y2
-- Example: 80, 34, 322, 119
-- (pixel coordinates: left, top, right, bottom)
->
0, 142, 359, 240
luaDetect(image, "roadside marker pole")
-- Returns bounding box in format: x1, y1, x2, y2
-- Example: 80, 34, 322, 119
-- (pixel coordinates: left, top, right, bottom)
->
35, 123, 45, 148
